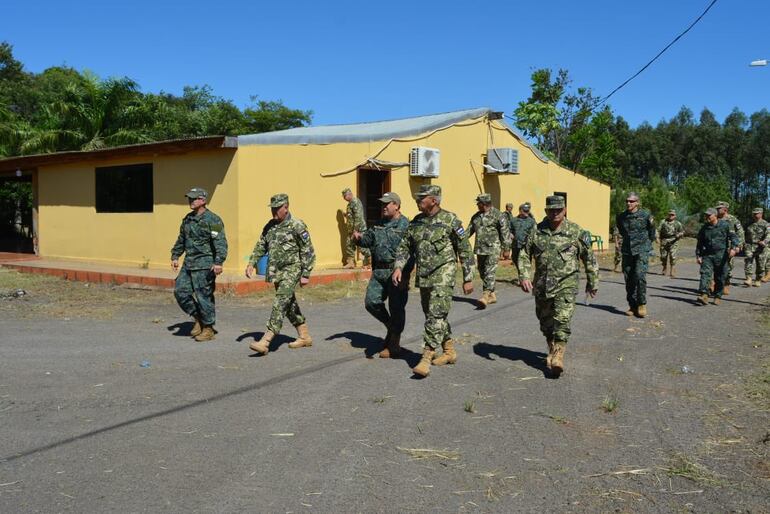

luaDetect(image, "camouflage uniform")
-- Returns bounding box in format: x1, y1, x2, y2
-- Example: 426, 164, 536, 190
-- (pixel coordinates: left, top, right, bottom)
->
468, 200, 511, 292
616, 207, 655, 309
657, 218, 684, 268
357, 210, 413, 338
696, 217, 739, 299
717, 203, 744, 285
744, 211, 769, 282
249, 206, 316, 335
612, 226, 622, 269
511, 213, 536, 277
344, 191, 370, 265
519, 218, 598, 345
171, 201, 228, 327
394, 190, 474, 351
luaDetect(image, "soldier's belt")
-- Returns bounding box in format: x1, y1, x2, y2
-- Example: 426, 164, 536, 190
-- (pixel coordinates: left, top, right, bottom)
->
373, 261, 395, 270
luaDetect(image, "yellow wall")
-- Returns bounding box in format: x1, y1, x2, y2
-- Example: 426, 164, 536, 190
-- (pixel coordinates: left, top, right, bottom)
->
37, 149, 238, 270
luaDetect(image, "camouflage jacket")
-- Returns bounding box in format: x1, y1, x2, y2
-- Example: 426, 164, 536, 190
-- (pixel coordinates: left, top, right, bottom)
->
719, 213, 745, 246
346, 197, 367, 232
468, 207, 511, 255
394, 209, 475, 287
248, 214, 316, 282
519, 218, 598, 299
170, 209, 228, 270
744, 219, 770, 247
616, 208, 655, 256
658, 219, 684, 242
357, 215, 414, 274
511, 215, 536, 249
696, 220, 739, 257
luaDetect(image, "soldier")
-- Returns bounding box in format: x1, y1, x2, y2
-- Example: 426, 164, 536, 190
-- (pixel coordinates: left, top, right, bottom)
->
511, 202, 536, 281
696, 208, 739, 305
352, 192, 414, 358
716, 201, 744, 295
392, 184, 475, 378
468, 193, 511, 308
171, 187, 228, 342
657, 210, 685, 277
616, 192, 655, 318
743, 207, 769, 287
518, 195, 598, 377
612, 226, 622, 273
245, 193, 316, 355
342, 188, 370, 269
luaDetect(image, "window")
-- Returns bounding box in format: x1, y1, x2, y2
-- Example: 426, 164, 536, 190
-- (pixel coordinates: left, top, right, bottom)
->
95, 163, 153, 213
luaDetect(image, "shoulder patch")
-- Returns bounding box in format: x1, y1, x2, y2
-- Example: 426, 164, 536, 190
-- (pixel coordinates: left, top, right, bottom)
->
456, 225, 465, 237
300, 230, 310, 241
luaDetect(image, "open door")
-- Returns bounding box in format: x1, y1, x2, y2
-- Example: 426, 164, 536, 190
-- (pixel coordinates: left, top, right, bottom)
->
357, 168, 391, 228
0, 172, 34, 253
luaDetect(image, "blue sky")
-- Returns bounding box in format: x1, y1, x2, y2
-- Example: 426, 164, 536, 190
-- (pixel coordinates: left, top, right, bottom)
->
5, 0, 768, 128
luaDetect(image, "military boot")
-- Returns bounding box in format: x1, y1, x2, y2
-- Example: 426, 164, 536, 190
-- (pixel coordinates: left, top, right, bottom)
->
190, 317, 203, 337
754, 279, 762, 287
625, 306, 636, 316
488, 291, 498, 304
745, 277, 754, 287
412, 348, 436, 377
477, 291, 489, 309
713, 297, 722, 305
669, 266, 676, 278
380, 332, 401, 359
661, 265, 667, 276
545, 339, 555, 369
343, 258, 355, 269
762, 272, 770, 283
550, 343, 566, 377
249, 330, 275, 354
723, 285, 731, 296
195, 325, 215, 342
697, 293, 709, 305
636, 304, 648, 318
612, 263, 619, 273
432, 339, 457, 366
288, 323, 313, 349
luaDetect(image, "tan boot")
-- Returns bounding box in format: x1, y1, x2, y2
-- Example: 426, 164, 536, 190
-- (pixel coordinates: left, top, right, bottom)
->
190, 317, 203, 337
636, 304, 647, 318
697, 294, 709, 305
249, 330, 275, 354
432, 339, 457, 366
550, 343, 566, 377
713, 297, 722, 305
670, 266, 676, 278
194, 325, 215, 342
379, 332, 401, 359
343, 257, 355, 269
754, 280, 762, 288
288, 323, 313, 349
477, 291, 489, 309
661, 265, 667, 276
745, 277, 753, 287
488, 291, 497, 304
613, 264, 619, 273
545, 339, 554, 369
723, 285, 730, 296
412, 348, 435, 377
625, 307, 636, 316
762, 272, 770, 283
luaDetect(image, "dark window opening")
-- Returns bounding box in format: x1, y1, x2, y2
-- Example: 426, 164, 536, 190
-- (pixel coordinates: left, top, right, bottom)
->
96, 163, 153, 213
357, 168, 390, 228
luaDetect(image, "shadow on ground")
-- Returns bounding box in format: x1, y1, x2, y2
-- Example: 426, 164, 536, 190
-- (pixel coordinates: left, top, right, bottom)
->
236, 332, 298, 355
326, 331, 423, 367
472, 341, 550, 377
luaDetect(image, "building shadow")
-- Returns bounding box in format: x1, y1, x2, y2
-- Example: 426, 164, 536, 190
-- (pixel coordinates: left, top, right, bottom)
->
236, 331, 296, 355
581, 303, 628, 316
472, 341, 550, 378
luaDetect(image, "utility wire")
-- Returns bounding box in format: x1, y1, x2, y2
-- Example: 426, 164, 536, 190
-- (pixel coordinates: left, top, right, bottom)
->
597, 0, 719, 107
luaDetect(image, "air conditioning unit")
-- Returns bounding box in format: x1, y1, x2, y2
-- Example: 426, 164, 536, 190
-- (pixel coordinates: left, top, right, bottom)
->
485, 147, 519, 174
410, 147, 440, 177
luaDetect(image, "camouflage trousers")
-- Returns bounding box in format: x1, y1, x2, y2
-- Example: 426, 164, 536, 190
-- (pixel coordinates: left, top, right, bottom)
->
699, 253, 729, 298
365, 268, 409, 335
613, 249, 622, 267
345, 233, 370, 265
266, 269, 306, 334
534, 290, 576, 344
659, 239, 679, 267
419, 286, 453, 350
622, 253, 649, 308
726, 254, 735, 284
744, 244, 767, 280
174, 266, 217, 326
476, 254, 498, 292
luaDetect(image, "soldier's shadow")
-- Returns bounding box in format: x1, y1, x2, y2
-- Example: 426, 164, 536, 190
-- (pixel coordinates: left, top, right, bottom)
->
451, 295, 483, 309
326, 331, 422, 365
167, 322, 194, 337
236, 332, 296, 355
473, 342, 551, 378
581, 303, 628, 316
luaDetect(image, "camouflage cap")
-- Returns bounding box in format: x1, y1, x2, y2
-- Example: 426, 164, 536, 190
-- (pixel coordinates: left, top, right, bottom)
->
705, 207, 718, 216
668, 209, 676, 215
505, 202, 514, 209
269, 193, 289, 208
379, 192, 401, 205
342, 188, 352, 195
753, 207, 764, 214
520, 202, 531, 211
716, 201, 729, 209
545, 195, 565, 209
185, 187, 208, 199
476, 193, 492, 204
414, 184, 441, 198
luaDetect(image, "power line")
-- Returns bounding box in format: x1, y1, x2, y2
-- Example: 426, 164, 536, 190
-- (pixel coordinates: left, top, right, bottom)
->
597, 0, 720, 108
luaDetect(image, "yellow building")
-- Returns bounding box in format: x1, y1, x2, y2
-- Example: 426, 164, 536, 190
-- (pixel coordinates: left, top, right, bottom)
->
0, 108, 610, 272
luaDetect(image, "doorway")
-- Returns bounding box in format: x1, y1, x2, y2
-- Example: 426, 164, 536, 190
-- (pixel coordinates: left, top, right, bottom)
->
0, 175, 34, 253
357, 168, 390, 228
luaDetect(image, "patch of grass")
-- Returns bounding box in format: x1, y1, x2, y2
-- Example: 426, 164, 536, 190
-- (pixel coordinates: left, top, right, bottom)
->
535, 412, 568, 425
744, 360, 770, 410
371, 395, 392, 404
602, 391, 620, 413
464, 400, 476, 413
663, 453, 722, 484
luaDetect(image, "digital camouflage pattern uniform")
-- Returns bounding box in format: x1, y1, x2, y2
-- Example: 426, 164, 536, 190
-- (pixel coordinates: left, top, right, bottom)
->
511, 213, 536, 277
717, 203, 744, 285
468, 200, 511, 292
344, 191, 370, 265
744, 210, 769, 283
616, 207, 655, 309
657, 217, 685, 268
519, 218, 598, 345
394, 195, 474, 351
249, 209, 316, 335
171, 205, 228, 327
357, 211, 414, 339
612, 226, 622, 270
696, 217, 739, 299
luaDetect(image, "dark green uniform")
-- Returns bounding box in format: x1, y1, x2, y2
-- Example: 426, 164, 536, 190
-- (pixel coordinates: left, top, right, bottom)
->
248, 214, 316, 334
468, 207, 511, 292
171, 209, 228, 326
511, 215, 536, 277
356, 215, 413, 337
719, 213, 744, 284
616, 208, 655, 309
696, 220, 739, 298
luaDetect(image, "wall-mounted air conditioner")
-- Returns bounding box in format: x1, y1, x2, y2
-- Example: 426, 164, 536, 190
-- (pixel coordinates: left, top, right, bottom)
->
485, 147, 519, 174
410, 147, 440, 177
